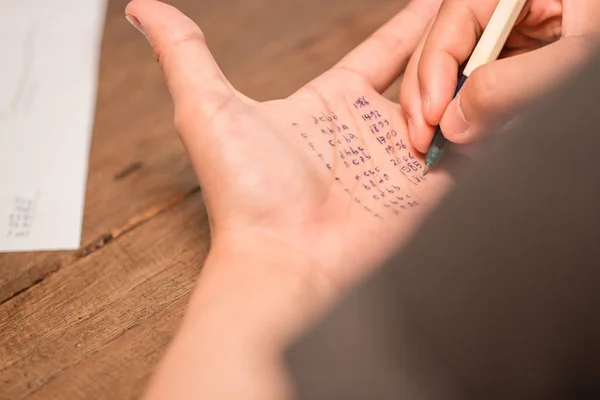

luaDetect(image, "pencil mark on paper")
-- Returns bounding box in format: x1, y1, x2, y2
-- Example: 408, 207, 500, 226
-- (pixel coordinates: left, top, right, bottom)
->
5, 192, 41, 238
0, 0, 107, 252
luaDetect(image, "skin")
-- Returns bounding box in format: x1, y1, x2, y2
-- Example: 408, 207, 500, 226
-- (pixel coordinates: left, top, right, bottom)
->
122, 0, 597, 398
124, 0, 446, 398
400, 0, 600, 152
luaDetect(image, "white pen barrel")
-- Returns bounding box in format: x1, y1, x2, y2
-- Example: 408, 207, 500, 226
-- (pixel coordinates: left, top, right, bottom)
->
463, 0, 527, 77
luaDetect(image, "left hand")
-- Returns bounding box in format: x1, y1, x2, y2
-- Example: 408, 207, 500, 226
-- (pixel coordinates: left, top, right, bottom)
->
126, 0, 446, 294
125, 0, 447, 398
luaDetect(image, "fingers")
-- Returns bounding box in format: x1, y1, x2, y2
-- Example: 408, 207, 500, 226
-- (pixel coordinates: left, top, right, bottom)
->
439, 36, 596, 143
399, 22, 435, 153
399, 0, 501, 151
417, 1, 501, 125
334, 0, 442, 93
125, 0, 237, 118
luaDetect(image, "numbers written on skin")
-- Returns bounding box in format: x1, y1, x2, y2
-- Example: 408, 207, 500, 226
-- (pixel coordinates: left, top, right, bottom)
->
291, 95, 426, 218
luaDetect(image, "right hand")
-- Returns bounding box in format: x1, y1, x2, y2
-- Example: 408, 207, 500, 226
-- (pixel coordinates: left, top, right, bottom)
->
400, 0, 600, 153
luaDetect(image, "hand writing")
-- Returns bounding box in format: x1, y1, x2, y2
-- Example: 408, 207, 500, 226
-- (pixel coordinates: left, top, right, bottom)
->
401, 0, 600, 151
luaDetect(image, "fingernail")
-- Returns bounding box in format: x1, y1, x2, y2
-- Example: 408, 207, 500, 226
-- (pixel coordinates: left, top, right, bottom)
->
422, 92, 431, 117
453, 94, 470, 135
126, 14, 145, 35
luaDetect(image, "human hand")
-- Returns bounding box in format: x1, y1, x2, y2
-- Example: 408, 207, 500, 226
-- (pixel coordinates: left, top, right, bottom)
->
126, 0, 446, 294
126, 0, 452, 398
401, 0, 600, 152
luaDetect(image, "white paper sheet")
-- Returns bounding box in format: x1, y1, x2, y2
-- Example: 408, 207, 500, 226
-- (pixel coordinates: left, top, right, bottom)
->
0, 0, 107, 252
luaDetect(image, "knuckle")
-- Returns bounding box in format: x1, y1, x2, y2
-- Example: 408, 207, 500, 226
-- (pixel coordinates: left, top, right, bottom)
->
170, 27, 206, 51
152, 27, 206, 72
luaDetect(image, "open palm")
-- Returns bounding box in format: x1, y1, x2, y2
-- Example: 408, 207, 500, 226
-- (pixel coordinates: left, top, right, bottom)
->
127, 0, 448, 288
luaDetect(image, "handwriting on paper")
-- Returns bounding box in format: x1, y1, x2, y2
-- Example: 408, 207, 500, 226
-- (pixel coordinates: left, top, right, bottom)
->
292, 95, 425, 219
6, 194, 40, 238
0, 0, 107, 252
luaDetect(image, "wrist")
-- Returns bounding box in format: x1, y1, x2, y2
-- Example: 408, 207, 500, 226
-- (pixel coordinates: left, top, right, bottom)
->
143, 235, 333, 400
181, 233, 337, 351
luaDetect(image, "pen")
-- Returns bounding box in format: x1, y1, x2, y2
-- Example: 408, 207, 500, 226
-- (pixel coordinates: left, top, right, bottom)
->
422, 0, 528, 176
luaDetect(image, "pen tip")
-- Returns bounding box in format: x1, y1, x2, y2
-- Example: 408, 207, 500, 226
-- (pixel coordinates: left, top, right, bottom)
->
421, 166, 429, 177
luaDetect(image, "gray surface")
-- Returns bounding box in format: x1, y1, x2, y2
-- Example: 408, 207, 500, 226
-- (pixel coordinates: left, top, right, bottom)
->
287, 50, 600, 399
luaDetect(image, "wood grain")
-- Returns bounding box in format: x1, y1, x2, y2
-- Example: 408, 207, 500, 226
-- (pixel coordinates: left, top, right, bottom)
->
0, 0, 404, 305
0, 0, 410, 398
0, 193, 209, 399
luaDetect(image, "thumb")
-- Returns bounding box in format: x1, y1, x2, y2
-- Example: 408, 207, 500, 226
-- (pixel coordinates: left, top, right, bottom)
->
125, 0, 239, 123
439, 36, 597, 143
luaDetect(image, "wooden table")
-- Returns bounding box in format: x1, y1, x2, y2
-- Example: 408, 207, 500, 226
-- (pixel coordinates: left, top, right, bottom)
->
0, 0, 407, 398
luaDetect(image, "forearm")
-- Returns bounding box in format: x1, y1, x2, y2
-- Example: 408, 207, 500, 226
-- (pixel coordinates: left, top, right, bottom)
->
142, 237, 335, 400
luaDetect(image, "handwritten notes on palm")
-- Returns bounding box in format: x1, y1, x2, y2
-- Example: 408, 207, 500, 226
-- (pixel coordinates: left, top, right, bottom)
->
293, 96, 425, 219
0, 1, 107, 252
